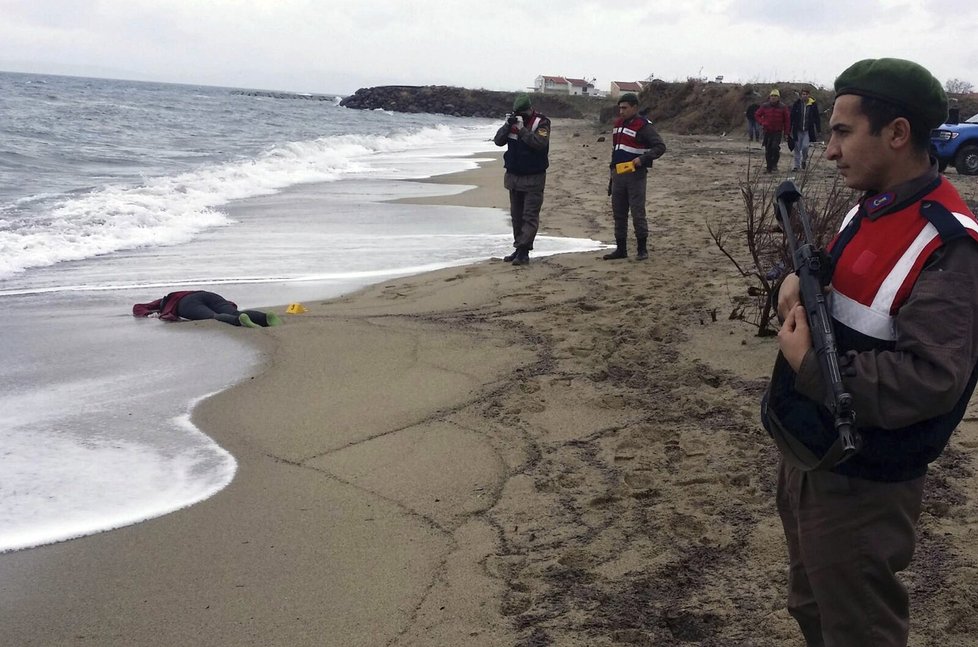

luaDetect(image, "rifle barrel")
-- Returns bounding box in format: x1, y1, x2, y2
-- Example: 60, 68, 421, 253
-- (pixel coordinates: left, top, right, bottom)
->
775, 181, 859, 461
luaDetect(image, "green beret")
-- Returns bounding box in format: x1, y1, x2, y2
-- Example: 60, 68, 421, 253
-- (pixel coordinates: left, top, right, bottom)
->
834, 58, 948, 129
619, 92, 639, 105
513, 94, 532, 112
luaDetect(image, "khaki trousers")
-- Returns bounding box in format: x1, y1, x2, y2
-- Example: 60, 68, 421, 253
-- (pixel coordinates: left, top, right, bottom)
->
776, 460, 924, 647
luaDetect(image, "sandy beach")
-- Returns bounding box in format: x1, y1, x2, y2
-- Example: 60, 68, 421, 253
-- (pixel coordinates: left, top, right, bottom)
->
4, 120, 978, 646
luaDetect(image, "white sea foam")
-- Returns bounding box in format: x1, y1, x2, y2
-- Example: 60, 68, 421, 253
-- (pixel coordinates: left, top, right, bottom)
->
0, 396, 237, 554
0, 75, 527, 554
0, 123, 497, 281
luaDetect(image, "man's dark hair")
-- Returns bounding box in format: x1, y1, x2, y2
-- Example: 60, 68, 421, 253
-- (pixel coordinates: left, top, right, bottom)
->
858, 96, 931, 153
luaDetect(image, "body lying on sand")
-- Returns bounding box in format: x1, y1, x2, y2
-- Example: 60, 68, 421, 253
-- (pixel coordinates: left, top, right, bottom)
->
5, 86, 978, 646
133, 290, 283, 328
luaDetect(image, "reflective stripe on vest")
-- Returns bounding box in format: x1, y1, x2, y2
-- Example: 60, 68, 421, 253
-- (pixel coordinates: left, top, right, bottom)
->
508, 115, 544, 140
612, 116, 650, 157
830, 180, 978, 342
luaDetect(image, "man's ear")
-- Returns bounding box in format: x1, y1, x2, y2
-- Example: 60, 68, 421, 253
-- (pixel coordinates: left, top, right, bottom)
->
887, 117, 913, 150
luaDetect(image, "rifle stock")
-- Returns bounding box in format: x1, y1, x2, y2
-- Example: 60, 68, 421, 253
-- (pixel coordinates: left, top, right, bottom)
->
774, 181, 859, 461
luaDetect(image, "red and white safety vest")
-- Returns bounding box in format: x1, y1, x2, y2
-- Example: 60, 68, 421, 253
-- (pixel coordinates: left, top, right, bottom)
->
830, 178, 978, 342
612, 115, 651, 165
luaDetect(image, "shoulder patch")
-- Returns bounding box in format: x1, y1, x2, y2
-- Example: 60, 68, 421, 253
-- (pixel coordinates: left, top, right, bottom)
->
537, 128, 549, 138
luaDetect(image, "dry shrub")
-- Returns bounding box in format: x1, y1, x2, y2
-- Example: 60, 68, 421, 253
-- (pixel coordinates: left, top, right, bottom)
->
707, 152, 858, 336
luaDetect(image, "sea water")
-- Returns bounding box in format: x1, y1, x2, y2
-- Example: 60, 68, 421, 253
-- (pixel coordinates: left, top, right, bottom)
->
0, 72, 601, 552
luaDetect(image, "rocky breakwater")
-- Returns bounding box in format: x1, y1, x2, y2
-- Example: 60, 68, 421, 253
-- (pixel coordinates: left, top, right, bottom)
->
231, 90, 338, 101
339, 85, 593, 119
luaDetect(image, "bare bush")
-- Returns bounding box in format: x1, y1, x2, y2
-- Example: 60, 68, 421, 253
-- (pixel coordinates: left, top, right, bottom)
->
946, 78, 975, 95
707, 150, 858, 336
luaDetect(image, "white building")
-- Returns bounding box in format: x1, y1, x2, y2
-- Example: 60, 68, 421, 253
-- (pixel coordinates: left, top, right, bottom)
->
534, 75, 597, 96
610, 81, 646, 98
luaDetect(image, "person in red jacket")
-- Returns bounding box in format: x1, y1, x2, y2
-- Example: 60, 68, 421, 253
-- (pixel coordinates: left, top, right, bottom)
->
133, 290, 282, 327
755, 89, 791, 173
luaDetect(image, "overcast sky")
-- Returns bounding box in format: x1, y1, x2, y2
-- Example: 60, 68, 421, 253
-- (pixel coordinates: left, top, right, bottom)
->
1, 0, 976, 95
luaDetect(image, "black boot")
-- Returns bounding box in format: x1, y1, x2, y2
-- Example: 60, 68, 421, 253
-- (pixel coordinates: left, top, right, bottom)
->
602, 238, 628, 260
636, 237, 648, 261
502, 240, 520, 261
511, 247, 530, 266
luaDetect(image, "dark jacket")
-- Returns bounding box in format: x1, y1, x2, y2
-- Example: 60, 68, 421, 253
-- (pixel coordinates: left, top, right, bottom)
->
610, 115, 666, 168
790, 98, 821, 140
494, 111, 550, 176
765, 173, 978, 481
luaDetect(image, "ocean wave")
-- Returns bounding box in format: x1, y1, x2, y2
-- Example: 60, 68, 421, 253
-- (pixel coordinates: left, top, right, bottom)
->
0, 123, 497, 281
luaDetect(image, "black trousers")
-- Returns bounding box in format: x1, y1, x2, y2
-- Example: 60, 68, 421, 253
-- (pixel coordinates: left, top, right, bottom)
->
763, 131, 783, 172
176, 291, 270, 326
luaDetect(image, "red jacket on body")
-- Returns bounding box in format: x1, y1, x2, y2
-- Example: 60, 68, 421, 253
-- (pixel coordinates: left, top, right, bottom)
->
132, 290, 200, 321
755, 100, 791, 136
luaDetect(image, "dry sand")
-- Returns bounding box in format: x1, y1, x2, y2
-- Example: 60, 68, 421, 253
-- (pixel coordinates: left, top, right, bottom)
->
3, 121, 978, 646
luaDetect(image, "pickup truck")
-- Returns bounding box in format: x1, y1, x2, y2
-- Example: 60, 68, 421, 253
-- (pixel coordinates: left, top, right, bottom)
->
931, 113, 978, 175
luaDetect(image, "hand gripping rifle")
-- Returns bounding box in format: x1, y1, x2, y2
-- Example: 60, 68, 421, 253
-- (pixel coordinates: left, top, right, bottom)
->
774, 181, 859, 462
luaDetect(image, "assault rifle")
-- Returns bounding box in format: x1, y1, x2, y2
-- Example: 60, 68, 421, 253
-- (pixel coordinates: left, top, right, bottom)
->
774, 181, 859, 462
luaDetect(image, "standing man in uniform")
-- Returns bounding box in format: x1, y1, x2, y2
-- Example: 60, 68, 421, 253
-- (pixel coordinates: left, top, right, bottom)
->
494, 94, 550, 266
756, 89, 791, 173
790, 88, 821, 171
765, 58, 978, 646
603, 92, 666, 261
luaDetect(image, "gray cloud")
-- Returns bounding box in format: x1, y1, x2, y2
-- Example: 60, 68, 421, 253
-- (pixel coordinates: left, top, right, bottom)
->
0, 0, 975, 95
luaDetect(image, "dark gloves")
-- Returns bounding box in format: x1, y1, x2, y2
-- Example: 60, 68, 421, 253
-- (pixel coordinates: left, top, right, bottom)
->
786, 136, 795, 151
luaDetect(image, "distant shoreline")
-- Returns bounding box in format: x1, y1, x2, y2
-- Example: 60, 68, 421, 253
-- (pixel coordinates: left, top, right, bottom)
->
229, 89, 339, 101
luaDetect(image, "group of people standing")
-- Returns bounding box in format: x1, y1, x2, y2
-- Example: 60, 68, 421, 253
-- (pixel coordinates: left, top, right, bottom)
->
494, 91, 665, 265
500, 59, 978, 647
495, 85, 822, 266
127, 59, 978, 647
746, 87, 823, 173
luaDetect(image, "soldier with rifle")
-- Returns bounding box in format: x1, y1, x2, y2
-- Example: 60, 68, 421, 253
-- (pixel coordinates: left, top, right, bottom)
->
762, 59, 978, 646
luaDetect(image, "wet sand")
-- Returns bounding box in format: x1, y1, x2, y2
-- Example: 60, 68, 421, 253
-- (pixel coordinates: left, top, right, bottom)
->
3, 121, 978, 646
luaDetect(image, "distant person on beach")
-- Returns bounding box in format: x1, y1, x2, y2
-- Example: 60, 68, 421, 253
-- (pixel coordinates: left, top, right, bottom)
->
132, 290, 282, 327
764, 58, 978, 646
494, 93, 550, 266
746, 101, 762, 142
789, 88, 821, 171
603, 92, 666, 261
755, 89, 791, 173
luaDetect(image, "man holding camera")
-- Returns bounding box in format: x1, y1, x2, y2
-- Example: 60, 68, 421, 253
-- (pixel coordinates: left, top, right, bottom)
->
494, 94, 550, 266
